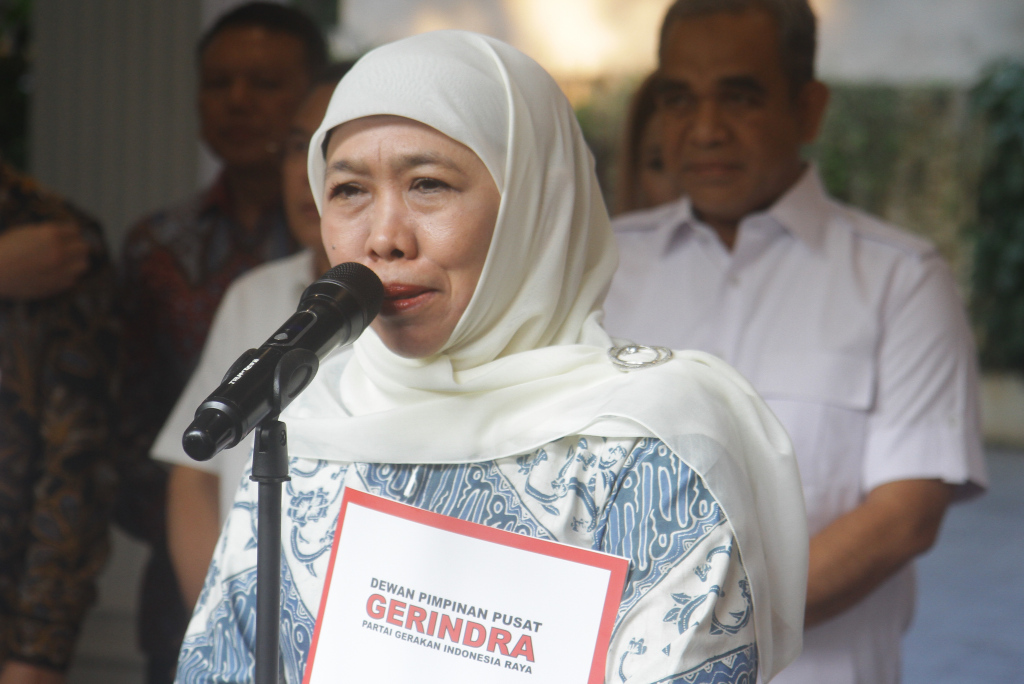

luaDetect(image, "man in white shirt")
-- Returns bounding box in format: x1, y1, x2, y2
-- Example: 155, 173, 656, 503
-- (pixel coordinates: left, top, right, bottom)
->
602, 1, 987, 682
151, 67, 346, 609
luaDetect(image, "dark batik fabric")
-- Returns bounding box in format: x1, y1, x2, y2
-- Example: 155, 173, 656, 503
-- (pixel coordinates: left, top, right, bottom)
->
0, 163, 119, 671
118, 177, 295, 491
115, 176, 295, 676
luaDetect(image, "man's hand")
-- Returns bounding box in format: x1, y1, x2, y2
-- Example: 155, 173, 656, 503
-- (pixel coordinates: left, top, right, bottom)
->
0, 661, 66, 684
805, 478, 953, 627
0, 222, 91, 300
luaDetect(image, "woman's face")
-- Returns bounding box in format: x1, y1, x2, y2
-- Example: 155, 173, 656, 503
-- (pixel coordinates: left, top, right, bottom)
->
637, 113, 678, 209
321, 115, 500, 359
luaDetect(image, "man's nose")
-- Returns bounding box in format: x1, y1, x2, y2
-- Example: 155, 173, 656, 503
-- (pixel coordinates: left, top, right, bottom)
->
226, 78, 255, 109
688, 100, 729, 147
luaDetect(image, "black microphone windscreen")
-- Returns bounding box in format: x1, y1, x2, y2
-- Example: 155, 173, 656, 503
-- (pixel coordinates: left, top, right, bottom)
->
318, 262, 384, 320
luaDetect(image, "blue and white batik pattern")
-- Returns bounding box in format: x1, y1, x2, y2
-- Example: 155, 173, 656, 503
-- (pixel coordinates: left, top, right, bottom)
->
176, 437, 757, 684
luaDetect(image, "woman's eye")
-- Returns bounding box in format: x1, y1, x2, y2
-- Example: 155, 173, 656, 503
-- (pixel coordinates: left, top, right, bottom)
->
645, 154, 665, 173
329, 183, 363, 200
411, 178, 450, 193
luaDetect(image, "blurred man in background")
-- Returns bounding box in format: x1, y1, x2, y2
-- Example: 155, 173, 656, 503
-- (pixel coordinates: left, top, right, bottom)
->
0, 160, 119, 684
152, 63, 351, 612
115, 4, 325, 683
603, 1, 987, 681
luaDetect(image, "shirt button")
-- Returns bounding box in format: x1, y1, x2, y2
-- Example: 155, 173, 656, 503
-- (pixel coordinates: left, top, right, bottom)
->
728, 275, 740, 286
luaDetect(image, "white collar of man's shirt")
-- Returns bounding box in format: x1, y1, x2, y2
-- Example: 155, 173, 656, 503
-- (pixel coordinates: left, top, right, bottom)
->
652, 164, 834, 256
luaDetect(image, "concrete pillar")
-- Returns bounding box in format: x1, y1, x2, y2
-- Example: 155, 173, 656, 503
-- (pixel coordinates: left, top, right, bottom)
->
30, 0, 202, 255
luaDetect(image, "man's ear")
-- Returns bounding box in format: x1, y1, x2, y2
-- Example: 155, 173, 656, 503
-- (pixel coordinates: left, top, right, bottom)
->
797, 80, 830, 145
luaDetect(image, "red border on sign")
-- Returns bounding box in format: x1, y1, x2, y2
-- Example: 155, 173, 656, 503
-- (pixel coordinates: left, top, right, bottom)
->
302, 488, 629, 684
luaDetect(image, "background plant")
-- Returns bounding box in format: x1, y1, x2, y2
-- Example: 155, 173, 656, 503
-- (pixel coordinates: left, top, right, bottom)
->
0, 0, 31, 169
970, 61, 1024, 372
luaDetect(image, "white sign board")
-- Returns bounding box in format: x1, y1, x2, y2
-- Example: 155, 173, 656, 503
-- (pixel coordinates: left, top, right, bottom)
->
303, 489, 629, 684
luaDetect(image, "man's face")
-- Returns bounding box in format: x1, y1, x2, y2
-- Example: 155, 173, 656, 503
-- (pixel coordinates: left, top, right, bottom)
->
283, 83, 334, 254
199, 26, 311, 170
658, 8, 827, 228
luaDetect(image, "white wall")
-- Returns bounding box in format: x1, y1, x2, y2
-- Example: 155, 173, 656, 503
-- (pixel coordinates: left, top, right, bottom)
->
815, 0, 1024, 83
30, 0, 202, 255
334, 0, 672, 78
336, 0, 1024, 84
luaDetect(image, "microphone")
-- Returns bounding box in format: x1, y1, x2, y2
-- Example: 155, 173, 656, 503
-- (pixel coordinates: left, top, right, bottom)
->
182, 262, 383, 462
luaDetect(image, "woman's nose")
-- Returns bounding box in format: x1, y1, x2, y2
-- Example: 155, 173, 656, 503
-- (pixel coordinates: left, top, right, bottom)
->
366, 193, 418, 261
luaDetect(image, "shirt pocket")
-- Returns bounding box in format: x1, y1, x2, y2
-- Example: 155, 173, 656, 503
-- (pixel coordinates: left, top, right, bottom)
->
749, 352, 875, 535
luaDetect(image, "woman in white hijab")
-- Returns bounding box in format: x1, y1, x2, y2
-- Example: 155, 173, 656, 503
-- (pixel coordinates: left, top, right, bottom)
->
176, 31, 806, 684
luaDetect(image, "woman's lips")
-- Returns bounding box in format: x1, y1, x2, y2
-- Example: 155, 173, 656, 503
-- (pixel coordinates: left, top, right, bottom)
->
381, 283, 433, 315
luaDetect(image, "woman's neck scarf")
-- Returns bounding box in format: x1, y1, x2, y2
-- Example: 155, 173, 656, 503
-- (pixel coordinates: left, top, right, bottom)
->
290, 31, 806, 680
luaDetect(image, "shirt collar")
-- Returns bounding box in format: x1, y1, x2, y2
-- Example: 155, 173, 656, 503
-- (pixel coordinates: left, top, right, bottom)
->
652, 195, 698, 255
663, 164, 832, 252
763, 164, 832, 251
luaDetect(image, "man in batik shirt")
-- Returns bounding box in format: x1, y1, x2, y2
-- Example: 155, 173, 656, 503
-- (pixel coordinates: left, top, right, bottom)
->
0, 160, 119, 684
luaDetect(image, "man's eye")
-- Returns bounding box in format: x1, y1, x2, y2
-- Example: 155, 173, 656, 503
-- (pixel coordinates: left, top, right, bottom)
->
253, 77, 284, 90
285, 137, 309, 156
721, 91, 760, 108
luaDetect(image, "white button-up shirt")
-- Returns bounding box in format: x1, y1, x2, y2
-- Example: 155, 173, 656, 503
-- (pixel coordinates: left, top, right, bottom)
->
603, 168, 986, 684
151, 250, 314, 520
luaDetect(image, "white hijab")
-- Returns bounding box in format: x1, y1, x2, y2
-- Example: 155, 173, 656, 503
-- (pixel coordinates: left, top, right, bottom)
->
292, 31, 806, 680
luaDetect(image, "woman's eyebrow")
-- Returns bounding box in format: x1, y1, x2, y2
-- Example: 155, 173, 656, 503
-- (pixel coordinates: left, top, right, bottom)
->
393, 152, 463, 174
327, 159, 370, 175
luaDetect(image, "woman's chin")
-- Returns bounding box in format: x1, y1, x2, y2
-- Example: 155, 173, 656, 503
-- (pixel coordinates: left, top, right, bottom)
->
371, 322, 448, 360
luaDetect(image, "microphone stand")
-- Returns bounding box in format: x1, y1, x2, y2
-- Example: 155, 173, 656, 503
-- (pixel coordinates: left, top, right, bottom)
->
250, 348, 317, 684
252, 417, 289, 684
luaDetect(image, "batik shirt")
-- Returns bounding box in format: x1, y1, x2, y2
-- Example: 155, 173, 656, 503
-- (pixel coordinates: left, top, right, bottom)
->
116, 177, 295, 658
0, 163, 119, 670
178, 436, 757, 684
118, 175, 295, 485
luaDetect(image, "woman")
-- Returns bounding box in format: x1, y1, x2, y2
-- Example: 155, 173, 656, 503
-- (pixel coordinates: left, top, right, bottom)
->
176, 31, 806, 684
614, 72, 679, 215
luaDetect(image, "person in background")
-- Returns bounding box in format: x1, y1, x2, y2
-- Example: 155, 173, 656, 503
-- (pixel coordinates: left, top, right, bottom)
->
115, 4, 326, 683
0, 160, 119, 684
602, 1, 987, 682
614, 72, 679, 215
151, 62, 353, 611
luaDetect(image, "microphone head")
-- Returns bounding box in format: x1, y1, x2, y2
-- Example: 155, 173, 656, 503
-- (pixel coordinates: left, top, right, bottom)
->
183, 408, 238, 461
318, 262, 384, 322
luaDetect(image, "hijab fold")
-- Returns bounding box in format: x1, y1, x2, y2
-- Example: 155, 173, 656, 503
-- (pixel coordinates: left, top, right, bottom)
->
293, 31, 806, 680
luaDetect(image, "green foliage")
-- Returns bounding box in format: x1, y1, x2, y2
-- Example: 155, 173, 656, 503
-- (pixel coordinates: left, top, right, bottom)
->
291, 0, 338, 33
574, 77, 638, 207
812, 86, 902, 216
970, 61, 1024, 372
0, 0, 31, 170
